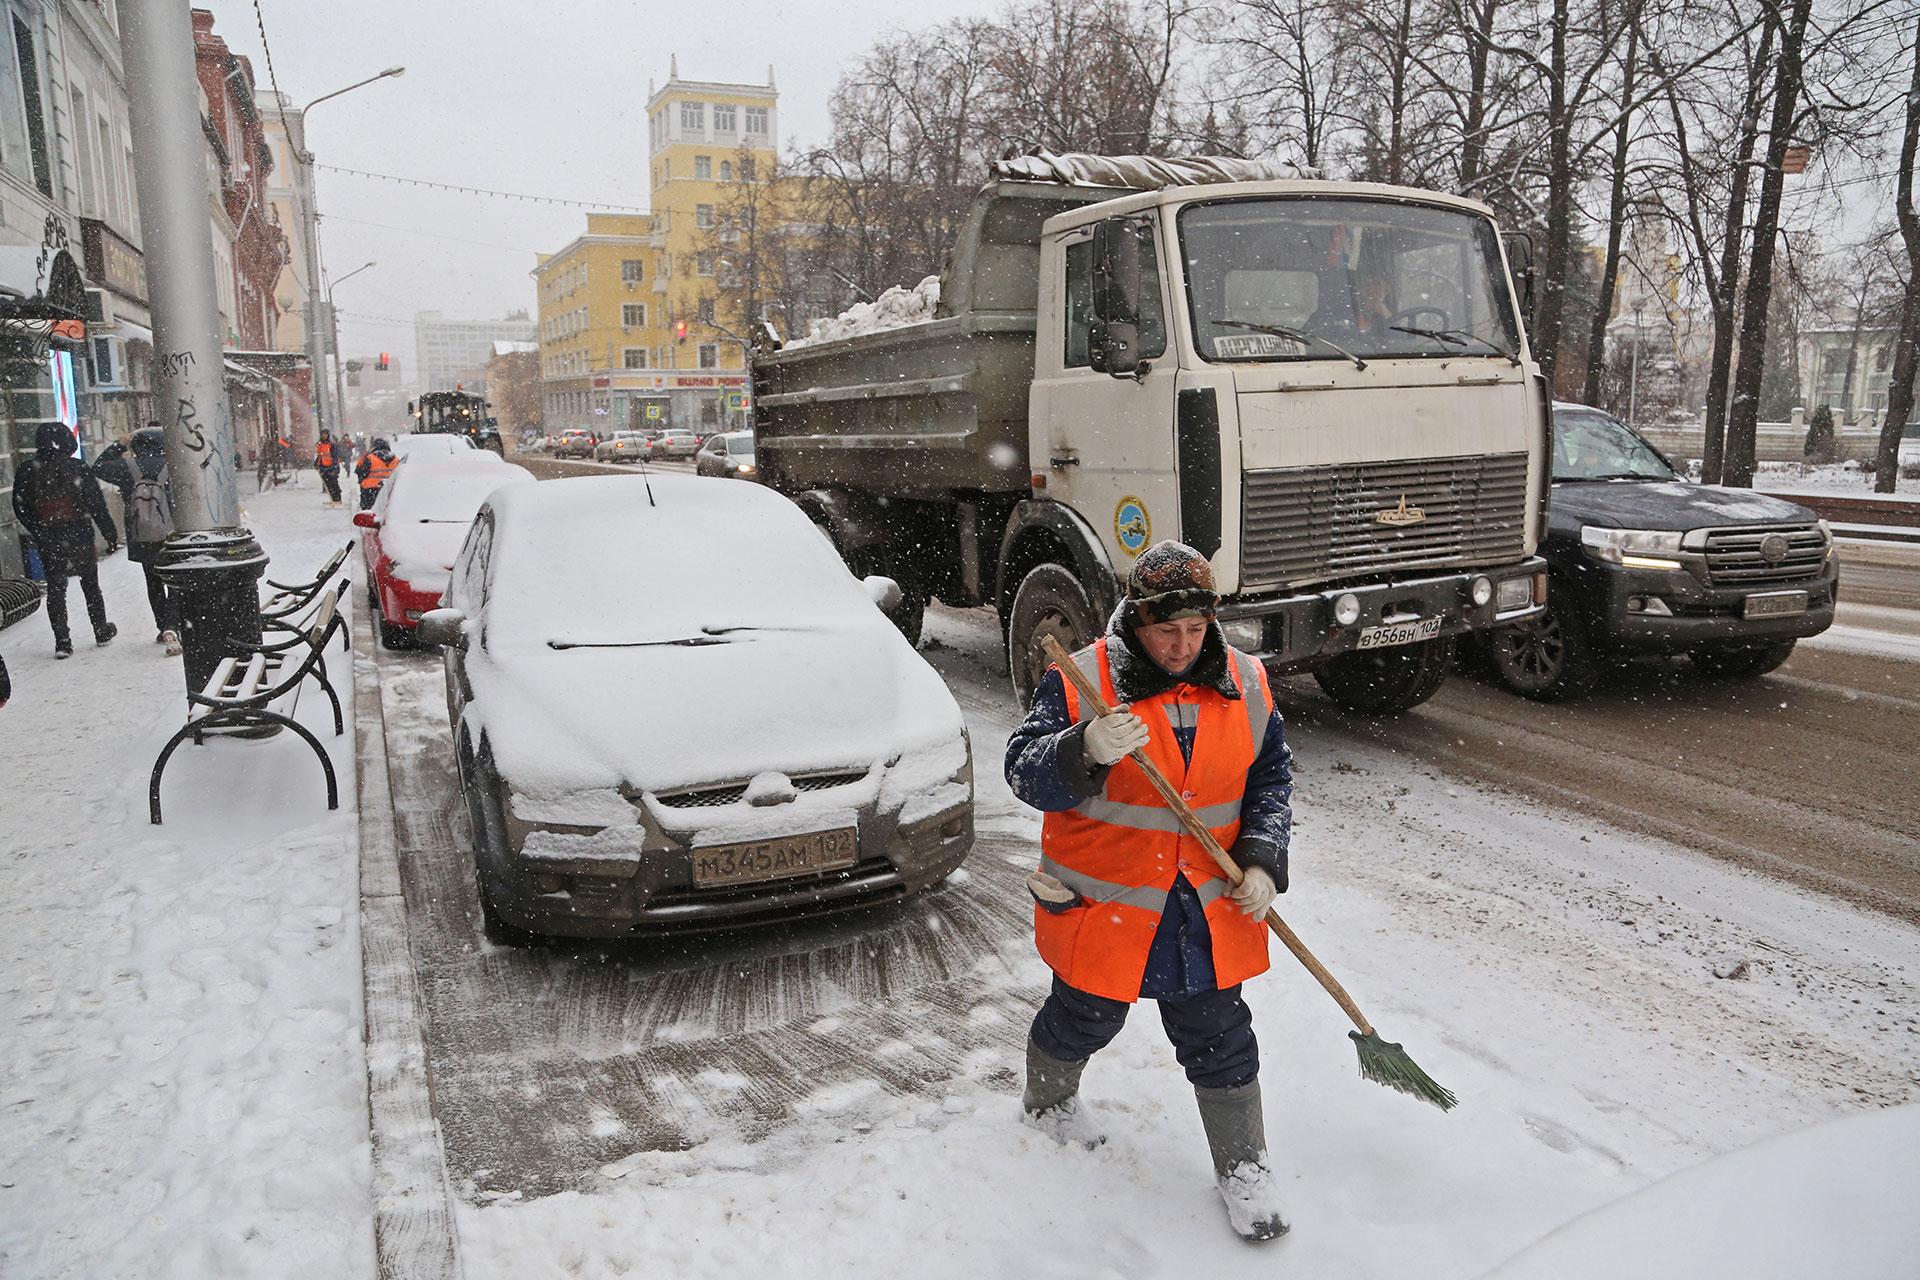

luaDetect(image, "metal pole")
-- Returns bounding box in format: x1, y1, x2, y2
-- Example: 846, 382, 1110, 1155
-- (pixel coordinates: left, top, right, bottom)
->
1628, 306, 1642, 427
330, 288, 350, 437
299, 143, 331, 442
119, 0, 267, 693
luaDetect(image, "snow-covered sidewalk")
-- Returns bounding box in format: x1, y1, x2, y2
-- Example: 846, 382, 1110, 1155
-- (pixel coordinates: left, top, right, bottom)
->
0, 479, 375, 1277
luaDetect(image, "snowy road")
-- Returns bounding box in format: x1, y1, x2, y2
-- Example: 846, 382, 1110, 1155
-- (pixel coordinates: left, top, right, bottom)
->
358, 559, 1920, 1276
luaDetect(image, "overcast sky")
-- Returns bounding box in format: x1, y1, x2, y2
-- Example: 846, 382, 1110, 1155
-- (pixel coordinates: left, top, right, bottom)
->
217, 0, 995, 373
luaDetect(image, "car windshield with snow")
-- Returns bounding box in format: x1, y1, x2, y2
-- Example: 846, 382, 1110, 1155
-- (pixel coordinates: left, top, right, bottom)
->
1481, 404, 1838, 699
422, 474, 975, 940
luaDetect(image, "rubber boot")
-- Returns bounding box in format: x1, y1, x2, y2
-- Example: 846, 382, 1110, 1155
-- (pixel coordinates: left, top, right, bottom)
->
1195, 1081, 1289, 1240
1020, 1036, 1104, 1149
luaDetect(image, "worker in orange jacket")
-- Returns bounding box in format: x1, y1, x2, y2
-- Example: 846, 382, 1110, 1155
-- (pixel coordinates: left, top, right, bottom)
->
1005, 541, 1295, 1241
314, 429, 343, 506
353, 437, 396, 509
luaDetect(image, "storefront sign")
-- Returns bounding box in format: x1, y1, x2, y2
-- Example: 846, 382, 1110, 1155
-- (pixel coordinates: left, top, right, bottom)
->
80, 219, 147, 303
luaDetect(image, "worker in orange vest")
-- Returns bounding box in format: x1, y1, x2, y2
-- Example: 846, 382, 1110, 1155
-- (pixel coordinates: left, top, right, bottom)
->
314, 429, 343, 506
353, 436, 396, 509
1005, 541, 1295, 1241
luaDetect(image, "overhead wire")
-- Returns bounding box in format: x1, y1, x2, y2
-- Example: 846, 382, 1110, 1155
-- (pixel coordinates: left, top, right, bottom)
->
316, 164, 649, 213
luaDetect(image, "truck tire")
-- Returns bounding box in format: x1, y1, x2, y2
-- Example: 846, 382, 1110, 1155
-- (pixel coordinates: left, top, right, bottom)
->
1485, 597, 1600, 701
1313, 636, 1455, 715
1690, 639, 1795, 680
1008, 562, 1101, 710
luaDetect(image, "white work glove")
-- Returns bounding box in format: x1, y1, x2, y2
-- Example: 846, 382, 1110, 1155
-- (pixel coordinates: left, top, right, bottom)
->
1081, 707, 1150, 766
1228, 867, 1277, 918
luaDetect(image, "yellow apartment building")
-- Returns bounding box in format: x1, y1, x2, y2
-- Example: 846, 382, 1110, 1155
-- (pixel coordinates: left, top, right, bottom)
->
534, 63, 779, 434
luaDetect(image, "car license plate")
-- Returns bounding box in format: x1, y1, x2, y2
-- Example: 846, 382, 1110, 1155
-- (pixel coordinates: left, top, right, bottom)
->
692, 828, 858, 889
1356, 616, 1442, 650
1742, 590, 1808, 620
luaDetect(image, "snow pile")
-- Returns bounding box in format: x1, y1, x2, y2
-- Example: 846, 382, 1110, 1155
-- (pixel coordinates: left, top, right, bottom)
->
787, 275, 941, 349
1751, 460, 1919, 501
0, 477, 373, 1276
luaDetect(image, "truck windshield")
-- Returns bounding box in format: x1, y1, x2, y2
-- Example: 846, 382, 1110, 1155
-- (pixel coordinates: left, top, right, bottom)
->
1178, 197, 1519, 365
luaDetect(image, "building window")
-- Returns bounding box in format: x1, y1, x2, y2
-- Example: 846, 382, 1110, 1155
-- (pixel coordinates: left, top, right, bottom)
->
697, 252, 715, 276
661, 159, 669, 182
623, 348, 648, 369
622, 259, 644, 283
696, 203, 713, 229
719, 160, 731, 182
680, 101, 704, 131
623, 304, 646, 327
744, 106, 768, 135
714, 103, 737, 134
699, 344, 719, 369
10, 16, 52, 196
695, 154, 711, 180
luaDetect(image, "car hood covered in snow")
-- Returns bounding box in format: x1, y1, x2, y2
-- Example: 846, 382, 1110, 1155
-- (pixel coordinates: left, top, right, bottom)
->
1551, 480, 1816, 532
466, 615, 966, 806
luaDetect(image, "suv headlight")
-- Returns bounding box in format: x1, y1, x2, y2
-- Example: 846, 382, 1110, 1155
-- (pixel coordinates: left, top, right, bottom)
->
1580, 526, 1684, 571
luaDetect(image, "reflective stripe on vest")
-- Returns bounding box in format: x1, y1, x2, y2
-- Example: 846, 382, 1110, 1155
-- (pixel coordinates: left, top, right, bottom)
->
1033, 635, 1276, 1002
360, 454, 395, 488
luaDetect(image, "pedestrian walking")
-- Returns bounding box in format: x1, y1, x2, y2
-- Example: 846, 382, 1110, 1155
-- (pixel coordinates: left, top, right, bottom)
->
314, 429, 344, 506
93, 427, 180, 655
353, 436, 396, 509
10, 423, 119, 658
1005, 540, 1294, 1241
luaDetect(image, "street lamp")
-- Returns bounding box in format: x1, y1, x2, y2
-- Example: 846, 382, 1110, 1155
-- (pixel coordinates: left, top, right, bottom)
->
326, 261, 375, 436
293, 67, 404, 441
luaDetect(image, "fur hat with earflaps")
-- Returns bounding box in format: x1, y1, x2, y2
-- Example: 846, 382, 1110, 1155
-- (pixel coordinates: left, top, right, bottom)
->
1126, 540, 1220, 624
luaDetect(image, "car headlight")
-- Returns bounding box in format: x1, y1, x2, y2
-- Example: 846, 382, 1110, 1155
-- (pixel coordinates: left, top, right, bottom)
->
1581, 526, 1684, 571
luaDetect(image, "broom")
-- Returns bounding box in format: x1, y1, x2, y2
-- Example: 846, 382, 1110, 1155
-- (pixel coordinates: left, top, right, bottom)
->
1039, 634, 1457, 1112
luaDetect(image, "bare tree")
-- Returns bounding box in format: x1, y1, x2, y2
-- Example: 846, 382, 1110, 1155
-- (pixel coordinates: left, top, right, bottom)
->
1873, 16, 1919, 492
1212, 0, 1352, 168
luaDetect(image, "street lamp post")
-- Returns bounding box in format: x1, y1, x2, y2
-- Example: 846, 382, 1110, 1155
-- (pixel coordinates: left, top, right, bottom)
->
294, 67, 403, 442
118, 0, 266, 693
326, 262, 375, 438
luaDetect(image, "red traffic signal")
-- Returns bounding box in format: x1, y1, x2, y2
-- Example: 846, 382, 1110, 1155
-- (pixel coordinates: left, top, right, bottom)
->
376, 352, 390, 371
675, 320, 688, 341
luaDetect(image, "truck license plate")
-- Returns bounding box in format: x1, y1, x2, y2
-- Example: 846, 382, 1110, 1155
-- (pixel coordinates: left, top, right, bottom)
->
692, 828, 858, 889
1356, 616, 1443, 650
1742, 590, 1808, 619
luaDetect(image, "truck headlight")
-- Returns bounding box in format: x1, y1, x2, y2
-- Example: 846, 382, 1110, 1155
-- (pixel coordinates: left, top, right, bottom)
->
1495, 577, 1532, 611
1221, 618, 1265, 650
1332, 593, 1361, 626
1581, 526, 1684, 571
1470, 575, 1494, 606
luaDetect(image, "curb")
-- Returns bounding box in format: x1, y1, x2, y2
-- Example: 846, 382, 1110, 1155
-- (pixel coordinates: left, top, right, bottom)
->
355, 595, 464, 1279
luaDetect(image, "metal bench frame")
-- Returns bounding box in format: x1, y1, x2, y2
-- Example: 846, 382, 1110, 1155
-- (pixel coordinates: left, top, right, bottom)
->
149, 579, 349, 824
260, 539, 354, 623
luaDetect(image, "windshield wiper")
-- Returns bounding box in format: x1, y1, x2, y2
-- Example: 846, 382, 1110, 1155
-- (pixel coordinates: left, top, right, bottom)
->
545, 624, 797, 651
1212, 319, 1367, 372
1388, 325, 1520, 365
1559, 471, 1667, 484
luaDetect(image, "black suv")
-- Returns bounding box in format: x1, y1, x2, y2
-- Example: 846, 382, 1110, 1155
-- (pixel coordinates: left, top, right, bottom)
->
1486, 403, 1838, 699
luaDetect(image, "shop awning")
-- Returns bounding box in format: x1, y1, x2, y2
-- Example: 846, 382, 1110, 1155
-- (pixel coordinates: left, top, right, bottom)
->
223, 358, 271, 392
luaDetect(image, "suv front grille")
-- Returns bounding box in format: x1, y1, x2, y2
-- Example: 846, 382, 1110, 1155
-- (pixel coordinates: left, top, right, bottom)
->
1701, 524, 1827, 587
1241, 453, 1529, 589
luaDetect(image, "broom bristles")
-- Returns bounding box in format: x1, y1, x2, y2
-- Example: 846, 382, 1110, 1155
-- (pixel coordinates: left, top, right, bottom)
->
1349, 1031, 1458, 1112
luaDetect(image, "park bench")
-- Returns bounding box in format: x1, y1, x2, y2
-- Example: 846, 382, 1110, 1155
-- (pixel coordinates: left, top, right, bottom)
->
260, 539, 353, 623
148, 578, 349, 824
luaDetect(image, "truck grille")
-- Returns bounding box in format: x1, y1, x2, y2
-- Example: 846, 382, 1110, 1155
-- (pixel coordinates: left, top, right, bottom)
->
1701, 525, 1827, 587
1240, 453, 1530, 588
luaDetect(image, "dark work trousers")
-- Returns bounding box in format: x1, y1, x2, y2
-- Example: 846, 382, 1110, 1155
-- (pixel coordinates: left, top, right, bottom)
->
43, 561, 108, 645
357, 486, 378, 510
1030, 974, 1259, 1090
317, 466, 342, 503
139, 561, 178, 631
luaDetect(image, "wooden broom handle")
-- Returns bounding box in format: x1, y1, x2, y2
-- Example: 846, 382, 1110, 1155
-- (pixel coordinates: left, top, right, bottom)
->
1039, 634, 1375, 1036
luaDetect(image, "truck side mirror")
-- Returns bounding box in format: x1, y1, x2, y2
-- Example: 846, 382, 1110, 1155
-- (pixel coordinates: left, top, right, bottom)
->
1501, 231, 1536, 319
406, 400, 415, 416
1090, 217, 1144, 378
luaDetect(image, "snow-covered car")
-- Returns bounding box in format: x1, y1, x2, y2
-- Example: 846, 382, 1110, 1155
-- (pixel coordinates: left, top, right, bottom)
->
388, 432, 478, 462
418, 474, 975, 941
552, 429, 596, 459
355, 456, 535, 648
593, 431, 649, 464
652, 428, 699, 460
696, 430, 756, 480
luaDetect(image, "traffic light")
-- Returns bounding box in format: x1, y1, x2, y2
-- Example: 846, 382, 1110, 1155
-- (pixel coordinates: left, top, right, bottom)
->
377, 352, 390, 371
675, 320, 688, 342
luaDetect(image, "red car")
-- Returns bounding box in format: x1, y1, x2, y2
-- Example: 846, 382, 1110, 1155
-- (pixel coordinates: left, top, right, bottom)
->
356, 456, 534, 648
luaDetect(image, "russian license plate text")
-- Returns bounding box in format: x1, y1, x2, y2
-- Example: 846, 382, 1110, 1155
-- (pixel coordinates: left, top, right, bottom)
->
1356, 616, 1443, 650
1742, 591, 1808, 620
693, 828, 858, 889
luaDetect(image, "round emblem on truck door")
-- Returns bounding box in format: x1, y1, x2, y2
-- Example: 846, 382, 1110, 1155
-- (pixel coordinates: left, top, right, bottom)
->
1759, 533, 1789, 564
1114, 496, 1151, 556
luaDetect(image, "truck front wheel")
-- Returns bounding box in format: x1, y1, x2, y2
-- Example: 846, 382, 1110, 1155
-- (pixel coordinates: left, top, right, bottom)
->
1008, 563, 1100, 710
1313, 637, 1455, 715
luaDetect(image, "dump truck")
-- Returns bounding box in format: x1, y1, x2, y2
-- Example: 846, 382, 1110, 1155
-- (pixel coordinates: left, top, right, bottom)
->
752, 152, 1550, 714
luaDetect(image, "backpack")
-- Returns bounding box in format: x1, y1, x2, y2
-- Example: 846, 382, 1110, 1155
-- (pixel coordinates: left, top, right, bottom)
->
126, 456, 176, 544
26, 458, 82, 526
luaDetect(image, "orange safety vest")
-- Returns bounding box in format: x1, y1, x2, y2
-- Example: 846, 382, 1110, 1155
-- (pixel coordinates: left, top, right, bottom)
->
1036, 638, 1276, 1002
359, 453, 395, 489
315, 440, 334, 468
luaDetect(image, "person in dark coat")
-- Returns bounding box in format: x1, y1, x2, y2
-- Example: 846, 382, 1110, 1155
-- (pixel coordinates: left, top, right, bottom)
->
1005, 540, 1294, 1240
92, 427, 179, 651
11, 422, 118, 657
